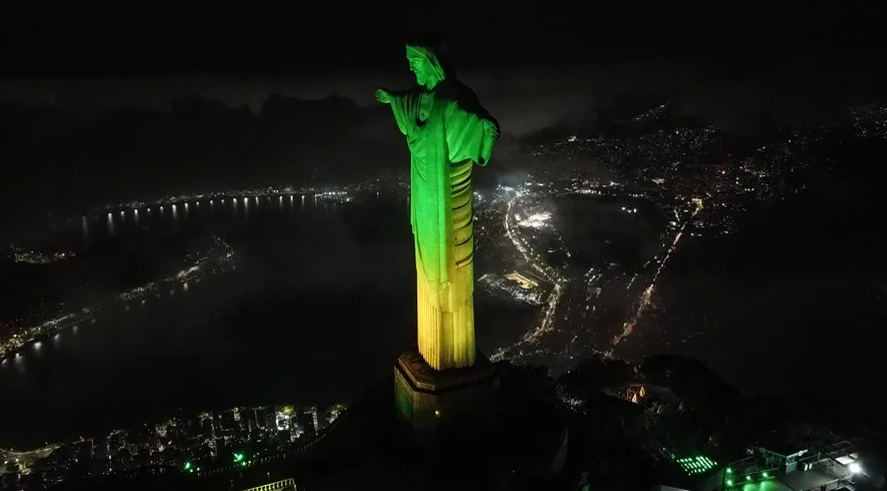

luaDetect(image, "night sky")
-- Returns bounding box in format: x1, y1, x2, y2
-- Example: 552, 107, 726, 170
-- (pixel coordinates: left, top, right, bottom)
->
3, 4, 885, 128
5, 4, 882, 74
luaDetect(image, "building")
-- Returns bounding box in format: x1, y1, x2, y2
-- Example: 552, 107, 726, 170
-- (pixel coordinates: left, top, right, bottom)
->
720, 440, 863, 491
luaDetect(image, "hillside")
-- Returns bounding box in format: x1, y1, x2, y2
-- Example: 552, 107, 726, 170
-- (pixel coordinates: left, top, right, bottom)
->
0, 232, 203, 326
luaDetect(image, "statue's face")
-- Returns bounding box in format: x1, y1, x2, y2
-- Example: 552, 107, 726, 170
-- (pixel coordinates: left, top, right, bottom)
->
407, 49, 433, 87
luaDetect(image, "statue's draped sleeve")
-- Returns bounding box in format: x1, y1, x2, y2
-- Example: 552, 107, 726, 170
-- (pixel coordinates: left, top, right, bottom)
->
444, 86, 497, 167
387, 89, 423, 236
388, 89, 422, 138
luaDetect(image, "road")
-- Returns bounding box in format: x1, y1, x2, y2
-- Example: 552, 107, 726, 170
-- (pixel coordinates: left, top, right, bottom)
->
490, 185, 702, 369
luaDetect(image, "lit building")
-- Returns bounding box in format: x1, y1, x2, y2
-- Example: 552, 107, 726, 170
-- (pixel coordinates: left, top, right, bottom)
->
720, 441, 862, 491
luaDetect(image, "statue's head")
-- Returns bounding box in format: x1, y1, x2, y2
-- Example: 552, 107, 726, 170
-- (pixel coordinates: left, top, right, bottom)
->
406, 33, 451, 88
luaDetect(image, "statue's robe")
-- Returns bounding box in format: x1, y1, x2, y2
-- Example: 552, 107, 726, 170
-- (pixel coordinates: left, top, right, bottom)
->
388, 80, 497, 370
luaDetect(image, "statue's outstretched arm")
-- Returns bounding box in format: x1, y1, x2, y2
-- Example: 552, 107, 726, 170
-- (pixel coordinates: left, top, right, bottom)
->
376, 87, 416, 105
375, 88, 393, 104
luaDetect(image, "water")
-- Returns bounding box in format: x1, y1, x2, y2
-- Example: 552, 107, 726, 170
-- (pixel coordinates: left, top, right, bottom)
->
0, 194, 457, 447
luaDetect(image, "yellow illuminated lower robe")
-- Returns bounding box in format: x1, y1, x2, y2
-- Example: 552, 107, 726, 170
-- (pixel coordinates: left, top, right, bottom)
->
415, 159, 475, 370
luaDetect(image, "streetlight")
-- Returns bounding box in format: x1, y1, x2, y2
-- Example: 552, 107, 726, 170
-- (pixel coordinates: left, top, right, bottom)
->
849, 462, 862, 474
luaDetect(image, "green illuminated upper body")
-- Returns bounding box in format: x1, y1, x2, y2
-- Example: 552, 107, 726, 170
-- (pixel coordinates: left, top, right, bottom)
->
376, 42, 499, 285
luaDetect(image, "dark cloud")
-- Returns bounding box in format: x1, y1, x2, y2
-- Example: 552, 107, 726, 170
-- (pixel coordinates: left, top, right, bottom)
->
671, 49, 887, 134
3, 45, 883, 139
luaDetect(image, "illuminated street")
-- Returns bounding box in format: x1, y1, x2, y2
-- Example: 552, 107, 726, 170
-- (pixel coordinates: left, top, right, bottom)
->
486, 181, 692, 370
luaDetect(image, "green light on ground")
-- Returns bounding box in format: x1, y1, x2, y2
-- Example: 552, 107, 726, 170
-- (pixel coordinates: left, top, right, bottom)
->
233, 452, 244, 463
675, 455, 718, 475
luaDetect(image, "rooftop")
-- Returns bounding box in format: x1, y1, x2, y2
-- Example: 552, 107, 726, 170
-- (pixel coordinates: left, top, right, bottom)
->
779, 467, 847, 491
731, 478, 795, 491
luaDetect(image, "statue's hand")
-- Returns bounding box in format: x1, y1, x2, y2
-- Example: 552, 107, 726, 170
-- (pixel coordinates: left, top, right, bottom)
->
484, 118, 500, 140
375, 88, 392, 104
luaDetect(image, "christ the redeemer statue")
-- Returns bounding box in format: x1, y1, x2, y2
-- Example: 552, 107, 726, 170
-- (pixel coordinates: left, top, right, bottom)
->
376, 35, 499, 371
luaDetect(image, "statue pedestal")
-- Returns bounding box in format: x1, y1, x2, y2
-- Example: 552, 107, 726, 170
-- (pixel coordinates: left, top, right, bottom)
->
394, 349, 498, 449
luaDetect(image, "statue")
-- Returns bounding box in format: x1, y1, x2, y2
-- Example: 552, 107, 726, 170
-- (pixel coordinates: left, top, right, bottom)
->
376, 35, 499, 371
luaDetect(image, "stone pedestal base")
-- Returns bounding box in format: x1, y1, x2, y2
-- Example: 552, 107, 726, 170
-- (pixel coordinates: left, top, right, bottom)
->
394, 349, 498, 449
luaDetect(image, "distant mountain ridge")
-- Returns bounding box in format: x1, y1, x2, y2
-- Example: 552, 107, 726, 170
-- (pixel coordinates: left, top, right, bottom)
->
0, 94, 404, 213
519, 97, 716, 146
